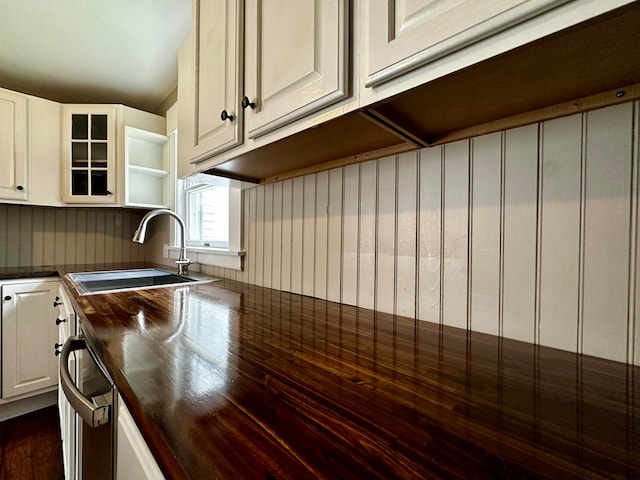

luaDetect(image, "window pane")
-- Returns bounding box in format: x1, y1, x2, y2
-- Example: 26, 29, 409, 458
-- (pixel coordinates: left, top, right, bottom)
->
187, 185, 229, 247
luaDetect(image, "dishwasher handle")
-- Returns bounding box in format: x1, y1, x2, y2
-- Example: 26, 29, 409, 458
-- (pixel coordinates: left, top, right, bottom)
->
59, 335, 111, 428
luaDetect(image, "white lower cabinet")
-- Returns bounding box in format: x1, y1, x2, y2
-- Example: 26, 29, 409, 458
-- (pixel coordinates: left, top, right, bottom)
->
117, 395, 165, 480
56, 285, 77, 480
1, 278, 59, 398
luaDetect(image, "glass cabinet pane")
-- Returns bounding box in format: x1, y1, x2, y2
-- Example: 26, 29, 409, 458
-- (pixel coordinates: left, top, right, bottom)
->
71, 143, 89, 167
91, 115, 108, 140
72, 115, 89, 139
91, 171, 108, 195
91, 143, 108, 167
71, 171, 89, 195
65, 107, 114, 202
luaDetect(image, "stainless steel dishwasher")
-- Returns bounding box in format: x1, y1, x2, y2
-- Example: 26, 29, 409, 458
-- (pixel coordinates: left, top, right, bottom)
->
60, 329, 116, 480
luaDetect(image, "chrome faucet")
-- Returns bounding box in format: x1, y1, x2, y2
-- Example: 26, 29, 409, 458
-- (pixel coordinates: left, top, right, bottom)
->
132, 209, 192, 275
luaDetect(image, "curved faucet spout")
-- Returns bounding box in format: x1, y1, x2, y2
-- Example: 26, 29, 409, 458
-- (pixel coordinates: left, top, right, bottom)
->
132, 209, 192, 275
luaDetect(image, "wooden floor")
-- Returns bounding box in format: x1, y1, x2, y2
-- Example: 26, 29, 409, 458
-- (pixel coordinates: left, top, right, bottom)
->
0, 406, 64, 480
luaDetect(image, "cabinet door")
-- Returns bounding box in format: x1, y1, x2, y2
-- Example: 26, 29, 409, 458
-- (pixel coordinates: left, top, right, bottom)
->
244, 0, 348, 138
61, 105, 117, 204
0, 89, 28, 201
117, 398, 165, 480
2, 279, 59, 398
365, 0, 568, 87
188, 0, 243, 163
29, 95, 62, 206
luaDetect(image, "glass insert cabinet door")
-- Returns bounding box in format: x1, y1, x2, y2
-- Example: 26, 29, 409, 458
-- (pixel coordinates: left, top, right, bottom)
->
62, 106, 117, 204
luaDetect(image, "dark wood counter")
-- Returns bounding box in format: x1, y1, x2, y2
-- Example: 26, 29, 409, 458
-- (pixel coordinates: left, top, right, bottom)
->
60, 275, 639, 480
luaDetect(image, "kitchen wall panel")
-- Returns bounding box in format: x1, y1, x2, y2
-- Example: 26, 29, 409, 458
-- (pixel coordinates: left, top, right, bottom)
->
271, 181, 283, 291
635, 104, 640, 367
263, 184, 274, 290
359, 160, 377, 311
280, 180, 293, 292
581, 103, 634, 362
469, 132, 502, 336
341, 165, 359, 306
396, 152, 418, 318
314, 171, 329, 300
417, 146, 442, 325
538, 114, 583, 352
302, 175, 316, 297
0, 205, 145, 268
502, 124, 538, 344
326, 169, 342, 303
181, 101, 640, 365
442, 140, 470, 330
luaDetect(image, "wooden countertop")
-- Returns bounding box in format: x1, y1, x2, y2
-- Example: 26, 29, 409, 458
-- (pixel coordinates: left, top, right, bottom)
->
60, 274, 639, 479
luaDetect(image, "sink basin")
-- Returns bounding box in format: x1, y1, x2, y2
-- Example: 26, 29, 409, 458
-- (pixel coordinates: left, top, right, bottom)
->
68, 268, 210, 295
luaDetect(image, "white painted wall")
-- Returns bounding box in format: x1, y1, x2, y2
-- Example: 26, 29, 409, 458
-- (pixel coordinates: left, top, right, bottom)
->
176, 101, 640, 366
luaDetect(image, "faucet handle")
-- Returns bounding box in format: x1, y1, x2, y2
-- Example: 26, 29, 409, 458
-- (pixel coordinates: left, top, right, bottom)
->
175, 258, 193, 275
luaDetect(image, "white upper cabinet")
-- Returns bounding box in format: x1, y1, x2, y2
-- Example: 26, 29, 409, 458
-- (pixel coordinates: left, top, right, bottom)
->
61, 105, 117, 204
189, 0, 243, 161
244, 0, 348, 139
0, 89, 61, 207
365, 0, 569, 88
61, 104, 166, 207
0, 89, 28, 201
180, 0, 349, 167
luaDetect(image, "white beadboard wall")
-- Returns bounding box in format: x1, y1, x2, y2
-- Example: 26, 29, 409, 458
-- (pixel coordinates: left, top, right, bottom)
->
0, 205, 146, 267
170, 101, 640, 366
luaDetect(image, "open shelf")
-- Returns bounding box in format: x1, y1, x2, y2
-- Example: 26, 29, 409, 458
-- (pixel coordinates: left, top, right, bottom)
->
128, 164, 170, 178
125, 126, 171, 208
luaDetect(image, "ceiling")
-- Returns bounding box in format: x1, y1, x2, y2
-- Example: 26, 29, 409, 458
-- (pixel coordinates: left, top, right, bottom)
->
0, 0, 191, 114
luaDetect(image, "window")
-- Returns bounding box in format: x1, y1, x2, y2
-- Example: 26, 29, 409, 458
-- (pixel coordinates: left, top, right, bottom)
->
185, 181, 229, 248
174, 173, 244, 270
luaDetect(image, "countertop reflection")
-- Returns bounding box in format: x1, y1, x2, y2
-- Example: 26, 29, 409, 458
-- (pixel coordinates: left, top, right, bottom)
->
62, 275, 640, 480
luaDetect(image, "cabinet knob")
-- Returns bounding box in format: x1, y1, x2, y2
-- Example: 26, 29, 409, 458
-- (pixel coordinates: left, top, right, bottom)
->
55, 349, 62, 357
3, 295, 11, 301
241, 96, 256, 110
220, 110, 234, 122
16, 185, 24, 191
56, 318, 66, 325
53, 300, 62, 307
55, 343, 63, 349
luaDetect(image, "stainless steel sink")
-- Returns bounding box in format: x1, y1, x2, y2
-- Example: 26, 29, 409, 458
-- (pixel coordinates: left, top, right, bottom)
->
67, 268, 213, 295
